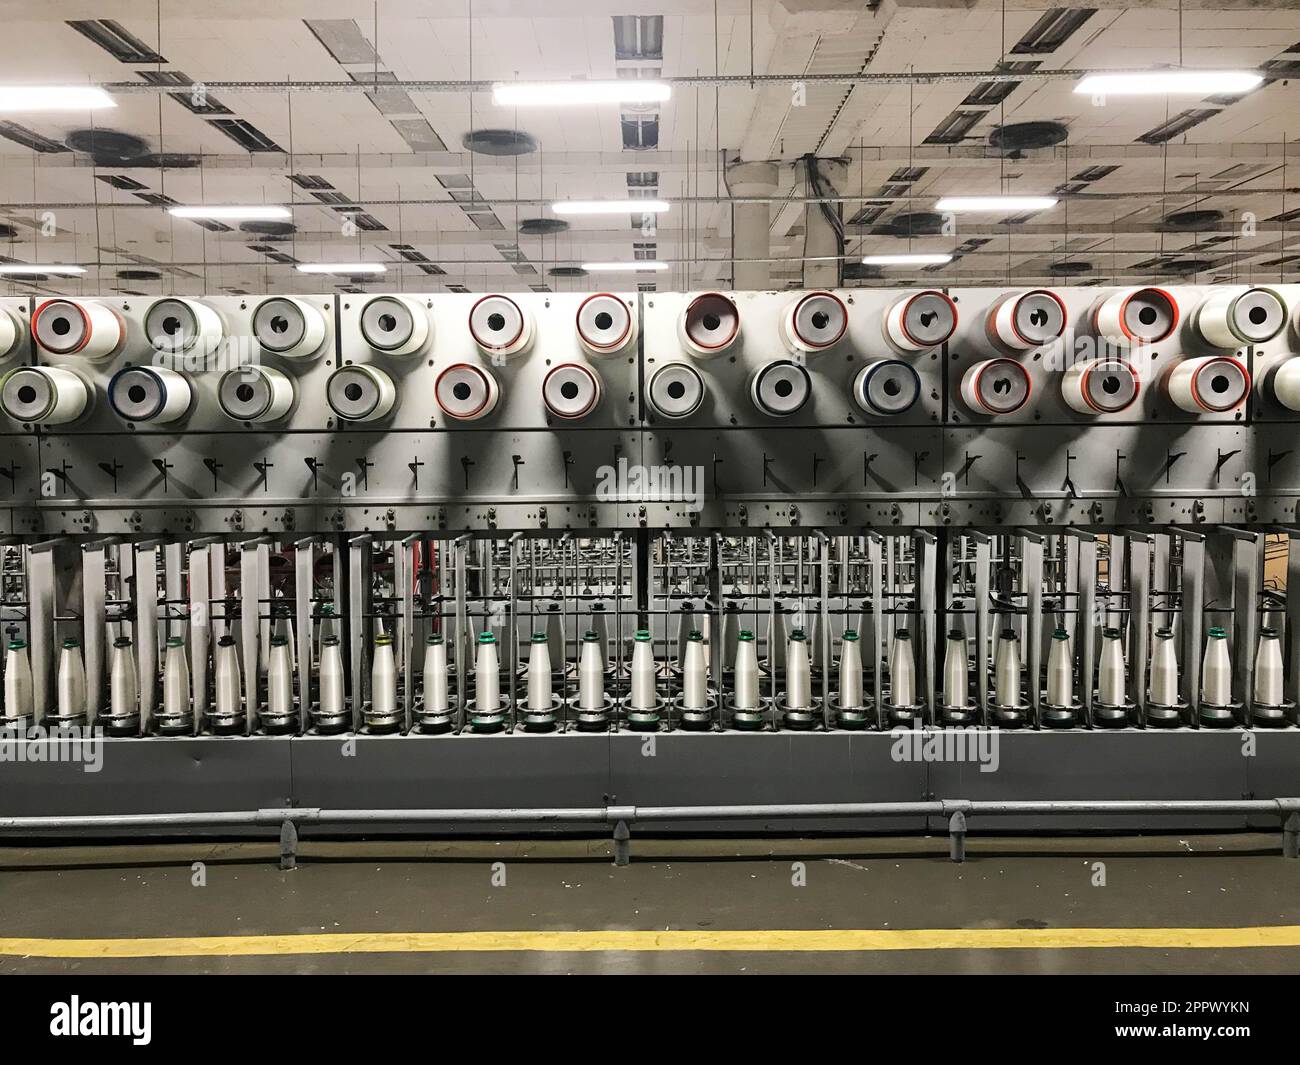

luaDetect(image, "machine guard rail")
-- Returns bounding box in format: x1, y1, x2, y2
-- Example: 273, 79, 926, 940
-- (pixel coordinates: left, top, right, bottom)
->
2, 798, 1300, 867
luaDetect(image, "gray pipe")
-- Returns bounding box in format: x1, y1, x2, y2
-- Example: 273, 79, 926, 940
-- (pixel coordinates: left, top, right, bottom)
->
0, 797, 1294, 833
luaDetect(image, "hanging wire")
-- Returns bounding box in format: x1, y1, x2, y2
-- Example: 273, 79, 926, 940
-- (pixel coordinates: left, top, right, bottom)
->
1280, 134, 1288, 286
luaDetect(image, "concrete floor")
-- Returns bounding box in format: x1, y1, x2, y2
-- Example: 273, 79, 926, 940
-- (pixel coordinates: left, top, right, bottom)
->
1, 833, 1298, 974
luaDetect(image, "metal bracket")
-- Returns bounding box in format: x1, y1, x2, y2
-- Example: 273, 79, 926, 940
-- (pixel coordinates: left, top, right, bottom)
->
279, 818, 298, 870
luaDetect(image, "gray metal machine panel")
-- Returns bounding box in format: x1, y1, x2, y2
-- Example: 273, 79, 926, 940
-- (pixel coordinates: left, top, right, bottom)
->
0, 736, 292, 817
609, 732, 929, 832
1245, 730, 1300, 829
290, 733, 615, 819
926, 730, 1251, 832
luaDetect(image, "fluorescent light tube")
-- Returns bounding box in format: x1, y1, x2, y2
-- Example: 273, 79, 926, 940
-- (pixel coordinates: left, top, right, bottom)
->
296, 263, 387, 274
554, 199, 670, 216
936, 196, 1057, 212
0, 264, 86, 275
494, 81, 671, 107
1074, 71, 1263, 97
0, 86, 115, 111
169, 205, 292, 221
861, 253, 953, 266
581, 261, 670, 272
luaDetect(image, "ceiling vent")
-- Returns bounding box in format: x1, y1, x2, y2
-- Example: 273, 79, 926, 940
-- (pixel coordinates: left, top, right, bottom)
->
875, 211, 945, 236
1137, 109, 1220, 146
66, 128, 149, 163
989, 121, 1069, 154
520, 218, 569, 236
612, 15, 664, 60
1072, 164, 1120, 182
621, 115, 660, 150
462, 129, 537, 156
0, 122, 69, 153
97, 174, 148, 191
1010, 9, 1096, 55
923, 109, 986, 145
1049, 260, 1092, 275
1161, 209, 1224, 231
116, 269, 162, 281
239, 220, 297, 238
67, 19, 164, 63
208, 119, 283, 152
1158, 259, 1215, 275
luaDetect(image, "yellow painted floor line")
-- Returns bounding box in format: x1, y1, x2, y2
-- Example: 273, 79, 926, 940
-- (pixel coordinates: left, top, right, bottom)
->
4, 926, 1300, 958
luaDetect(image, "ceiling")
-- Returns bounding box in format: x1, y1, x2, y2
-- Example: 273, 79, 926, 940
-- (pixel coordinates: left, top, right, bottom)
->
0, 0, 1296, 297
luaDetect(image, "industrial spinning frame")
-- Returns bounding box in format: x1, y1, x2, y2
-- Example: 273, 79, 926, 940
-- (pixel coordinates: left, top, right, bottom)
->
2, 283, 1299, 837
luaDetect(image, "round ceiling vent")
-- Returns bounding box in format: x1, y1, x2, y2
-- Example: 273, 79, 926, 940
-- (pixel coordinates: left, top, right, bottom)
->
1049, 260, 1092, 275
1158, 259, 1215, 275
65, 128, 150, 163
876, 211, 945, 236
989, 121, 1069, 153
548, 266, 588, 278
1162, 209, 1224, 231
240, 220, 297, 238
520, 217, 569, 236
462, 128, 538, 156
116, 269, 162, 281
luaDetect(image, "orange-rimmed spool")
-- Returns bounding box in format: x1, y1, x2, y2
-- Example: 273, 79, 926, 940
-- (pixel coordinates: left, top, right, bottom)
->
32, 299, 122, 360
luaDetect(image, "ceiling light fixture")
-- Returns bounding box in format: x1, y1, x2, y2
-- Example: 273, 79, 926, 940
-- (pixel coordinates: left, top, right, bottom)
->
0, 264, 86, 275
580, 261, 670, 272
0, 86, 115, 111
169, 205, 292, 221
493, 80, 671, 107
296, 263, 387, 274
553, 199, 671, 216
1074, 71, 1263, 97
936, 196, 1058, 212
861, 253, 953, 266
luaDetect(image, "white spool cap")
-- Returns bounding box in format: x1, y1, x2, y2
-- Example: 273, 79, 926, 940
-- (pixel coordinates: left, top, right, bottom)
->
1270, 358, 1300, 412
327, 364, 397, 422
1, 366, 90, 424
435, 363, 501, 421
987, 289, 1067, 350
108, 365, 192, 424
218, 365, 295, 423
542, 363, 602, 420
359, 295, 429, 355
1166, 355, 1250, 413
144, 298, 223, 357
253, 297, 327, 359
0, 308, 21, 361
32, 299, 122, 359
750, 359, 811, 417
852, 359, 921, 416
647, 363, 705, 419
469, 294, 534, 358
576, 293, 636, 356
1061, 359, 1141, 415
782, 291, 848, 354
1093, 287, 1179, 345
1196, 287, 1287, 348
960, 358, 1032, 416
883, 290, 957, 352
679, 292, 740, 357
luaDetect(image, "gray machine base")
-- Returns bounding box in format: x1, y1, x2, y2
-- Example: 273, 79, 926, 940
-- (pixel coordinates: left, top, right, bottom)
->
2, 729, 1296, 836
